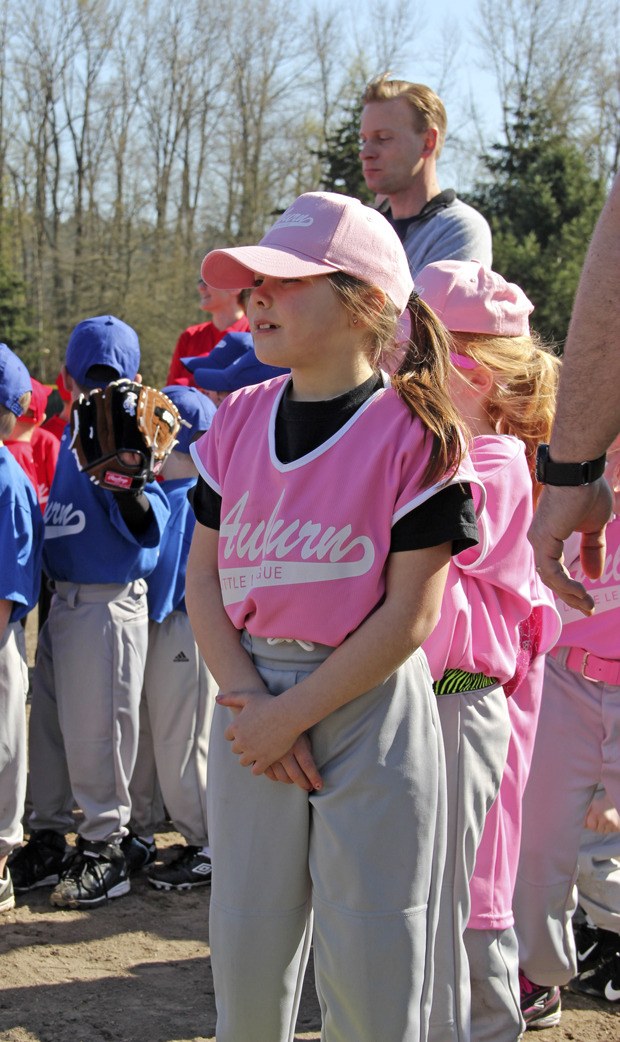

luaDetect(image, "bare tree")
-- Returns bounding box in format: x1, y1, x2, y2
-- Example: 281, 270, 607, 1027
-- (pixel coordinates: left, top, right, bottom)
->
476, 0, 616, 179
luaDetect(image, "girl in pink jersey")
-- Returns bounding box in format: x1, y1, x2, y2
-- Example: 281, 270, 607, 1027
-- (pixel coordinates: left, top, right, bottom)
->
186, 192, 481, 1042
513, 434, 620, 1021
417, 260, 561, 1042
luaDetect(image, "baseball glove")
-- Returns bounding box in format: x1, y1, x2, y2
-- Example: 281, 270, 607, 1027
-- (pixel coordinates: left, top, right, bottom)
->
70, 379, 182, 492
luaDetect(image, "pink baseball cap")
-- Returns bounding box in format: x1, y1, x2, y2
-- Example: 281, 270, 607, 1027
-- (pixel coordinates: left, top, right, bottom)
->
201, 192, 414, 314
416, 260, 534, 336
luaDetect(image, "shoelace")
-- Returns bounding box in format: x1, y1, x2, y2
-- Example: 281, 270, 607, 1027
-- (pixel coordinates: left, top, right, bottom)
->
518, 970, 539, 996
62, 851, 111, 899
267, 637, 316, 652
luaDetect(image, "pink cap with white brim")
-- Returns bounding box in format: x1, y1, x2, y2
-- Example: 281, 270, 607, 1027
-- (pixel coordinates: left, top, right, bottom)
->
416, 260, 534, 337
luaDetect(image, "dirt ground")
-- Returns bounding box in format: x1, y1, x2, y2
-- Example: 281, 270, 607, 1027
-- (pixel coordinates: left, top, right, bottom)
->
2, 618, 617, 1042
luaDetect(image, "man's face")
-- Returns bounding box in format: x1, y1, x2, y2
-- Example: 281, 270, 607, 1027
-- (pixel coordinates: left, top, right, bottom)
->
359, 98, 435, 196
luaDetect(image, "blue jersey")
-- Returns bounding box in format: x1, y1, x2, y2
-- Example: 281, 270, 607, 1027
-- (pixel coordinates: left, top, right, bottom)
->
147, 477, 196, 622
43, 429, 170, 583
0, 447, 44, 622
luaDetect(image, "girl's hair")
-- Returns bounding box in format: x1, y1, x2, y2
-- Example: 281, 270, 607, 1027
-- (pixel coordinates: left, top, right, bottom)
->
327, 272, 466, 487
450, 332, 560, 500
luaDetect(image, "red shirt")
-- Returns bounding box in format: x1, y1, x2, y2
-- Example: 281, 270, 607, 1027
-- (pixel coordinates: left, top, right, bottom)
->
166, 316, 251, 387
5, 427, 60, 511
42, 413, 69, 441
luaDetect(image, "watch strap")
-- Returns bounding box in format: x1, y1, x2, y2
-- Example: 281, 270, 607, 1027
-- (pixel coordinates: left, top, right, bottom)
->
535, 444, 607, 486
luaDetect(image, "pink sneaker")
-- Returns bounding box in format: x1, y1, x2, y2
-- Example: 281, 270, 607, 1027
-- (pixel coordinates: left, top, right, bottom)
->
519, 970, 561, 1030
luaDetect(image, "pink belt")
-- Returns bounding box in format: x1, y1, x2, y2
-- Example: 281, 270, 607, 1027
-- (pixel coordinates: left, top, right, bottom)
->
550, 646, 620, 685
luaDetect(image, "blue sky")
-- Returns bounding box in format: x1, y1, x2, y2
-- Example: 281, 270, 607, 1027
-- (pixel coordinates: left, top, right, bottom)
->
324, 0, 504, 189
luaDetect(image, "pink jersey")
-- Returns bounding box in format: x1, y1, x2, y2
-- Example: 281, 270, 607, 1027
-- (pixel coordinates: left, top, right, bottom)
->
424, 435, 546, 684
191, 374, 481, 647
553, 515, 620, 656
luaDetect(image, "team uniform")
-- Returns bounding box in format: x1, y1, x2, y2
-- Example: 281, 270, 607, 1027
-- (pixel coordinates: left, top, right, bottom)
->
0, 449, 44, 884
514, 514, 620, 987
6, 427, 59, 511
129, 474, 216, 862
166, 316, 251, 387
386, 192, 492, 278
191, 370, 480, 1042
26, 428, 170, 847
423, 436, 556, 1042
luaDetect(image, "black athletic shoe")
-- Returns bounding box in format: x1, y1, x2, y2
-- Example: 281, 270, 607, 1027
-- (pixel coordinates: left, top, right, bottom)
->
0, 868, 15, 913
50, 839, 130, 908
121, 832, 157, 874
8, 830, 67, 892
570, 945, 620, 1004
573, 914, 618, 974
147, 845, 212, 891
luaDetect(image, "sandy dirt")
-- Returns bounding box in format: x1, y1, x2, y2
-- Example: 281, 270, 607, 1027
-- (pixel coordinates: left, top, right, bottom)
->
1, 849, 618, 1042
2, 619, 616, 1042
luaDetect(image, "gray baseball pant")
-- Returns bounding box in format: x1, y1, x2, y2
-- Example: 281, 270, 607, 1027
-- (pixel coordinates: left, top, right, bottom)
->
0, 622, 29, 857
513, 651, 620, 985
429, 685, 511, 1042
577, 787, 620, 934
464, 927, 523, 1042
28, 580, 148, 843
130, 611, 215, 845
207, 634, 447, 1042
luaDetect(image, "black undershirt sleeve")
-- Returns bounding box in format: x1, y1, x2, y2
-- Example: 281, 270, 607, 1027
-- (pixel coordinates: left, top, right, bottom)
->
113, 491, 154, 536
191, 477, 478, 555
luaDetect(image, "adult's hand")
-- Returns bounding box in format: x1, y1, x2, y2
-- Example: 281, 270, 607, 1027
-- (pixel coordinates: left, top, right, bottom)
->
528, 479, 613, 614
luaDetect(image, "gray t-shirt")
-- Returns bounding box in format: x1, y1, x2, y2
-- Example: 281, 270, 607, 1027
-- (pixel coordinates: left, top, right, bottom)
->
388, 191, 493, 278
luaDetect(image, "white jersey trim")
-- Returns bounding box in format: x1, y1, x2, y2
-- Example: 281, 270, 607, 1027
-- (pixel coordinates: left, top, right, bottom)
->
266, 373, 389, 473
189, 440, 221, 496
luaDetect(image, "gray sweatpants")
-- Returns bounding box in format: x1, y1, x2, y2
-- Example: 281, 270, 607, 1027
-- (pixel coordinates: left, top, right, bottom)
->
28, 580, 148, 843
514, 651, 620, 985
207, 634, 447, 1042
429, 685, 511, 1042
130, 611, 216, 845
0, 621, 29, 857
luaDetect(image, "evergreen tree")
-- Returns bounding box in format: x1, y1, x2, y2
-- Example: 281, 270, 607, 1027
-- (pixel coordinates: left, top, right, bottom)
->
317, 101, 374, 204
467, 105, 607, 345
0, 259, 35, 364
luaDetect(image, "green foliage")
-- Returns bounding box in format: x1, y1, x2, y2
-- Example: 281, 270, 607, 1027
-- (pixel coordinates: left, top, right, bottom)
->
317, 101, 374, 204
0, 258, 36, 366
467, 106, 607, 345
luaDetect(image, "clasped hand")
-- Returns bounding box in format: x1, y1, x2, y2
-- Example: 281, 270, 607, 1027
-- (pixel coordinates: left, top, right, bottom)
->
217, 689, 322, 791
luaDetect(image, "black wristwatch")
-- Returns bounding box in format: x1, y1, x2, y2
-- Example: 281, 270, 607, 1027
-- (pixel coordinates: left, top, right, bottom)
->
535, 444, 607, 486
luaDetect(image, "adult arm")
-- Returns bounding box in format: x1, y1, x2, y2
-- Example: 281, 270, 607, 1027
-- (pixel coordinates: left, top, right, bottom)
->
529, 175, 620, 611
218, 542, 451, 775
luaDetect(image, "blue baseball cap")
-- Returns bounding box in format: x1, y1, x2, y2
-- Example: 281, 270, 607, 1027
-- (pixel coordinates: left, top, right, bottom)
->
193, 349, 289, 392
0, 343, 32, 416
161, 384, 216, 453
181, 331, 254, 374
65, 315, 141, 389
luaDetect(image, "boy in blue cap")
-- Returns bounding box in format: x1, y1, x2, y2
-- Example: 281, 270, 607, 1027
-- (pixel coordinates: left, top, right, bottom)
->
128, 385, 219, 890
9, 316, 171, 909
0, 344, 44, 913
